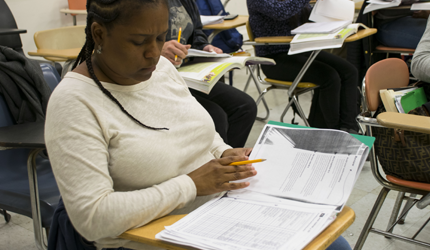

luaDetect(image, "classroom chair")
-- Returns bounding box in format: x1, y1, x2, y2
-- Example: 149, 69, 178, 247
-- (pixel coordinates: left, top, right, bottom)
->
363, 3, 417, 64
28, 25, 85, 77
354, 58, 430, 250
0, 63, 61, 250
0, 0, 63, 75
243, 21, 318, 124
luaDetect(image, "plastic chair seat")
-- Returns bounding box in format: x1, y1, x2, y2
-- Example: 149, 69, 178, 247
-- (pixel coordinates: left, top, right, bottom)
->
265, 78, 318, 88
0, 151, 59, 228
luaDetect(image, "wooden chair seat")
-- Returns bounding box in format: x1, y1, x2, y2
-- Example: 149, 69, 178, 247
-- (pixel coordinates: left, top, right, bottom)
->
265, 78, 317, 88
375, 45, 415, 54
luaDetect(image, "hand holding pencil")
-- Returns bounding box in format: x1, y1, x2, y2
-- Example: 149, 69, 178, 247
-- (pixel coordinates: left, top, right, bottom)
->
187, 154, 258, 196
174, 27, 182, 62
160, 27, 190, 66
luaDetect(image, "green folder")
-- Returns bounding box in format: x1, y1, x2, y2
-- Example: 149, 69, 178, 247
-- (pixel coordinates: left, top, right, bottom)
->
268, 120, 375, 149
400, 87, 427, 114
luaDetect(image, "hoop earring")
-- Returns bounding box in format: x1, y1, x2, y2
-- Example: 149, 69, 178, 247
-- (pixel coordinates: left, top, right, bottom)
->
96, 45, 102, 54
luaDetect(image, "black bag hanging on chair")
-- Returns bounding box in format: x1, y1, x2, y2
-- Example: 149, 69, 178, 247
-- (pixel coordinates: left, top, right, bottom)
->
372, 103, 430, 184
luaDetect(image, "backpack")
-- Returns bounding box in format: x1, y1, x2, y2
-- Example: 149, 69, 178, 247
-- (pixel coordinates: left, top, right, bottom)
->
195, 0, 243, 53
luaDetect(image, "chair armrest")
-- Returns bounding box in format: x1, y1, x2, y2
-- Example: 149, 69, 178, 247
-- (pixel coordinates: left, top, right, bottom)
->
0, 122, 45, 149
0, 28, 27, 36
245, 28, 376, 46
376, 113, 430, 134
344, 28, 377, 43
28, 48, 81, 60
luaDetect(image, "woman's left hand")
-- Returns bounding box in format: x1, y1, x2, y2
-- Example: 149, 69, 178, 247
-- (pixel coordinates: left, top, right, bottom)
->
221, 148, 252, 158
203, 45, 223, 54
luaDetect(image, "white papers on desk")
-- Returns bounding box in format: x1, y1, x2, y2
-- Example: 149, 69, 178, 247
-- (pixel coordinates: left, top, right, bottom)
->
200, 15, 224, 26
186, 48, 231, 58
156, 124, 369, 250
156, 192, 337, 250
291, 20, 352, 34
363, 0, 401, 14
243, 125, 368, 209
309, 0, 355, 22
411, 2, 430, 10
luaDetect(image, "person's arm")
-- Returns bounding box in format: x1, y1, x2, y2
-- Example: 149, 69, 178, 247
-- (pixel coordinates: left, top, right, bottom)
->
247, 0, 310, 21
411, 18, 430, 82
45, 87, 199, 241
182, 0, 210, 50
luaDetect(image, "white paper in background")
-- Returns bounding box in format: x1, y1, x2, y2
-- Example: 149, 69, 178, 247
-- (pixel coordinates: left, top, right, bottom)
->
309, 0, 355, 22
411, 2, 430, 10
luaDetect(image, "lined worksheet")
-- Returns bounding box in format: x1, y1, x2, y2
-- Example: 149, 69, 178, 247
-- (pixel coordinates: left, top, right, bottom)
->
157, 192, 336, 250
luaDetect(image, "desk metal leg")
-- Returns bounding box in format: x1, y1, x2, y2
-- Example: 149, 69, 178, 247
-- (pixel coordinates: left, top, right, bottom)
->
280, 50, 321, 125
27, 148, 47, 250
207, 30, 221, 44
249, 65, 270, 120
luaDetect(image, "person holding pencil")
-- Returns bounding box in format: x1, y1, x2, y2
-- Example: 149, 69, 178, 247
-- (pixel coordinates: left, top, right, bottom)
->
160, 0, 257, 148
44, 0, 258, 249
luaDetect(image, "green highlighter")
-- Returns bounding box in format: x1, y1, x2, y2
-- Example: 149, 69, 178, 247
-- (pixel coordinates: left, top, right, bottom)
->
400, 87, 428, 114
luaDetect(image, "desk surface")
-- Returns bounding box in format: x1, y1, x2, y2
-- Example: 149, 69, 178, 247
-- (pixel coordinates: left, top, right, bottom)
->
28, 48, 81, 60
0, 122, 45, 148
60, 8, 87, 15
254, 28, 377, 44
120, 206, 355, 250
202, 15, 248, 30
377, 112, 430, 134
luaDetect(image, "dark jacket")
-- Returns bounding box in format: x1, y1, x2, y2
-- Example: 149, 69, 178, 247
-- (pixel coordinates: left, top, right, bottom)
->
166, 0, 210, 50
48, 197, 96, 250
0, 45, 51, 124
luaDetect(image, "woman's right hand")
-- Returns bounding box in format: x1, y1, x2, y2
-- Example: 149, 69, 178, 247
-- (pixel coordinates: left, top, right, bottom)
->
187, 156, 257, 196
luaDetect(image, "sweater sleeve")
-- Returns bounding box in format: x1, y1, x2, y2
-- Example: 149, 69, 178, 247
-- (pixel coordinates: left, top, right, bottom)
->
45, 87, 197, 242
183, 0, 210, 50
411, 18, 430, 82
247, 0, 310, 21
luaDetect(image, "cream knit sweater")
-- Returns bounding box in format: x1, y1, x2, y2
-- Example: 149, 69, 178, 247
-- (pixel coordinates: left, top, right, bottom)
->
45, 56, 231, 249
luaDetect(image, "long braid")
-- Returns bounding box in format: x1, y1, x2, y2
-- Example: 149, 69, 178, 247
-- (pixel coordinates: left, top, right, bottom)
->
73, 0, 169, 131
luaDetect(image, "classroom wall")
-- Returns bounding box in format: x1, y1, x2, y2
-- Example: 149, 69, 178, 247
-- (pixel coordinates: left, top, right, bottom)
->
6, 0, 88, 56
6, 0, 361, 58
5, 0, 250, 57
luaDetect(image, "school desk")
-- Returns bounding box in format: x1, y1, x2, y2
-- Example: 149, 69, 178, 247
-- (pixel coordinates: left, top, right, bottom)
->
119, 206, 355, 250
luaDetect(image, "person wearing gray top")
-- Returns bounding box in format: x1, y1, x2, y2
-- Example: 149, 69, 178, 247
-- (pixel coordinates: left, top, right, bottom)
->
411, 18, 430, 82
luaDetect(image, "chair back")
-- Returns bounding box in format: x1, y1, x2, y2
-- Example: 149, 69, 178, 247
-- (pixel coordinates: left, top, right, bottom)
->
0, 0, 23, 54
40, 63, 61, 91
34, 25, 85, 61
364, 58, 409, 112
68, 0, 86, 10
246, 21, 254, 42
0, 63, 60, 230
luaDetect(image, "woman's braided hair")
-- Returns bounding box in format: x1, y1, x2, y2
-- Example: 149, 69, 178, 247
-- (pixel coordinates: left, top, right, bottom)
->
72, 0, 169, 130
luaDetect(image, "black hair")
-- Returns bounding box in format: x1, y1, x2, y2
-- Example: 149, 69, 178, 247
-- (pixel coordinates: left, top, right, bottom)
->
72, 0, 169, 130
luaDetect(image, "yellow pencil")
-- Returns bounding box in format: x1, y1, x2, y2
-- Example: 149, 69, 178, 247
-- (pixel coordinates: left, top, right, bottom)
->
229, 159, 266, 166
174, 27, 182, 62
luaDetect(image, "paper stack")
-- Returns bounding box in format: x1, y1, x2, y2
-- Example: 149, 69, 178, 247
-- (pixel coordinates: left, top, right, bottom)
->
156, 123, 372, 250
288, 0, 361, 55
200, 15, 224, 26
363, 0, 401, 14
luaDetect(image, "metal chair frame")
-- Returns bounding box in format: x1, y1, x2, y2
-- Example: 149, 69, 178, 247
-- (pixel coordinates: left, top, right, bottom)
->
354, 59, 430, 250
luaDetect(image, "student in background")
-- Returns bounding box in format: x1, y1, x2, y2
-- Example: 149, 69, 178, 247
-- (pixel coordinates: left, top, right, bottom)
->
412, 18, 430, 82
161, 0, 257, 148
374, 0, 428, 49
45, 0, 257, 249
247, 0, 359, 134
